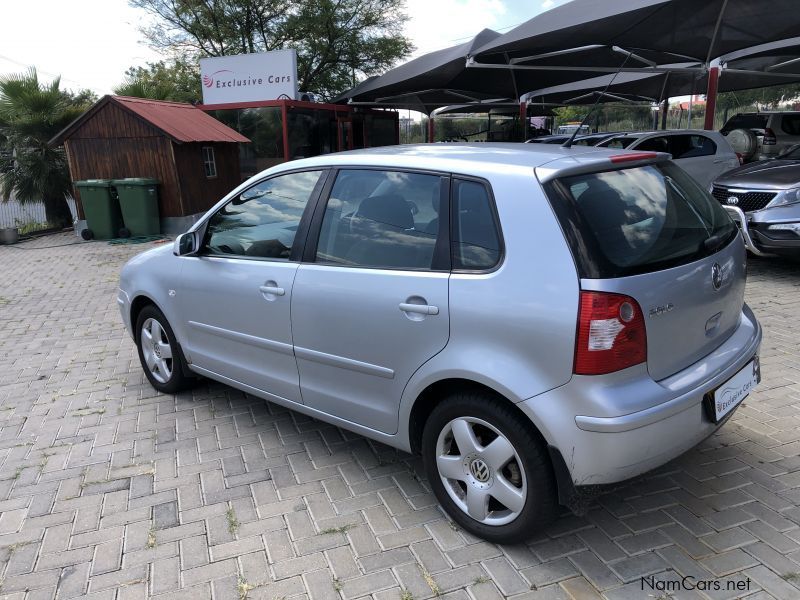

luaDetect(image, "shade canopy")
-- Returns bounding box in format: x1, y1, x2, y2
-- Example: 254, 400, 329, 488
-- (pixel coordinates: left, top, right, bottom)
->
336, 29, 534, 114
471, 0, 800, 77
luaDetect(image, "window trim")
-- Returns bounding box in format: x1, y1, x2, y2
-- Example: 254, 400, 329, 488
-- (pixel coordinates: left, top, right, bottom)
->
449, 175, 505, 274
196, 168, 330, 263
302, 166, 453, 273
202, 146, 217, 178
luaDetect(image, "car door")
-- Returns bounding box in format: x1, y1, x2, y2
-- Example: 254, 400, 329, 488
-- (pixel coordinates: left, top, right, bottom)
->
178, 169, 326, 403
290, 168, 451, 434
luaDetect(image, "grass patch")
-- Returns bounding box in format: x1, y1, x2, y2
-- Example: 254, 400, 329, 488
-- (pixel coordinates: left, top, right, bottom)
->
420, 564, 440, 597
783, 572, 800, 583
236, 574, 256, 600
226, 507, 240, 535
332, 577, 343, 592
473, 575, 490, 585
146, 527, 157, 549
400, 590, 414, 600
318, 524, 355, 535
72, 407, 106, 417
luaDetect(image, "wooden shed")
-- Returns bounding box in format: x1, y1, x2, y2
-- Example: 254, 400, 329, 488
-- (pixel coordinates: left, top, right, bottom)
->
51, 95, 250, 232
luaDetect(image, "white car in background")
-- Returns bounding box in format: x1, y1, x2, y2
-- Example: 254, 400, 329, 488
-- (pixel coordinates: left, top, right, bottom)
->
597, 130, 740, 189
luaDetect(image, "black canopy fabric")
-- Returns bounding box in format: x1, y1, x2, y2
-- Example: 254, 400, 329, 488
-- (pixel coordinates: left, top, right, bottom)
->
337, 0, 800, 115
524, 61, 800, 107
471, 0, 800, 73
335, 29, 516, 114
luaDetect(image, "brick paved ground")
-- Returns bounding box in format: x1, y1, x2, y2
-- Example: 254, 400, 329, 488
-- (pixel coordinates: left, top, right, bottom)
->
0, 232, 799, 600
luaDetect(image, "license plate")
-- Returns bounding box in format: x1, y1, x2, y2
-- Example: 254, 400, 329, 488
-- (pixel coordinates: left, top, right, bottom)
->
704, 357, 760, 423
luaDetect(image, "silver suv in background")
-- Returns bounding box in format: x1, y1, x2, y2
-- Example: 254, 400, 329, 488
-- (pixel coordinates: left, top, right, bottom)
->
118, 144, 761, 543
596, 129, 740, 189
721, 111, 800, 162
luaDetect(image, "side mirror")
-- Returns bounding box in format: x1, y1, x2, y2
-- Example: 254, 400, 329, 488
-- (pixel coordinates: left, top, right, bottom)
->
174, 231, 198, 256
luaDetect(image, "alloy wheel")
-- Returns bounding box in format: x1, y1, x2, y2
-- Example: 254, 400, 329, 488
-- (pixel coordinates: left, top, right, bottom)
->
140, 317, 173, 384
435, 416, 527, 526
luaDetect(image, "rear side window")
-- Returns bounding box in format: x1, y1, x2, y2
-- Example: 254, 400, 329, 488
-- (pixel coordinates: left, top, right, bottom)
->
315, 169, 443, 270
780, 114, 800, 135
451, 179, 502, 270
721, 114, 768, 133
598, 137, 636, 149
545, 162, 737, 278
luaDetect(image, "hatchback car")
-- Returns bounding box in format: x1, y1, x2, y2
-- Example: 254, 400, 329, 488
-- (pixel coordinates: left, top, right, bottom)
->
119, 144, 761, 543
597, 130, 740, 189
712, 144, 800, 258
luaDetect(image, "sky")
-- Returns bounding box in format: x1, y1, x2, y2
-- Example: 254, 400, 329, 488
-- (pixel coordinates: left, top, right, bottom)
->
0, 0, 569, 96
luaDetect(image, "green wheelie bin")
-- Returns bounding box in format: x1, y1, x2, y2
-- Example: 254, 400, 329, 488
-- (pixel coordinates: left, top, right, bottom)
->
113, 178, 160, 237
74, 179, 123, 240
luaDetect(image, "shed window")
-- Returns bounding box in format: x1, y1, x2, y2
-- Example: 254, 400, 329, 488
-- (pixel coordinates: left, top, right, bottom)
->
202, 146, 217, 178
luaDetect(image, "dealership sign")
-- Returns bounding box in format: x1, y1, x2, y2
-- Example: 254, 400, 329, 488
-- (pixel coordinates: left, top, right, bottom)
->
200, 49, 298, 105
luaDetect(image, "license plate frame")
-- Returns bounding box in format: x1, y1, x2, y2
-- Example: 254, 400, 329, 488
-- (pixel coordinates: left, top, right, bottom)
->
703, 356, 760, 424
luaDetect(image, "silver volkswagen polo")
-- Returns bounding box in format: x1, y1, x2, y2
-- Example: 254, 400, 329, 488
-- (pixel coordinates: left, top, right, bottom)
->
118, 144, 761, 543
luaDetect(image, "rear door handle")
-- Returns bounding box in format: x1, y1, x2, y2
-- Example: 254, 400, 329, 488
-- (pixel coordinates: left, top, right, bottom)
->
399, 302, 439, 315
259, 285, 285, 296
259, 281, 285, 300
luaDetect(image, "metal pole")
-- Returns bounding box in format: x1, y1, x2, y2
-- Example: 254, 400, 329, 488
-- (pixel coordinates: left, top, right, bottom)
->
519, 101, 527, 141
661, 99, 669, 129
704, 66, 720, 130
428, 116, 435, 143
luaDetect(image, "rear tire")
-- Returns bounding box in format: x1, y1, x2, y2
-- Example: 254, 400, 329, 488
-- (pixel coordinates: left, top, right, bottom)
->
135, 305, 196, 394
81, 228, 93, 241
421, 390, 558, 543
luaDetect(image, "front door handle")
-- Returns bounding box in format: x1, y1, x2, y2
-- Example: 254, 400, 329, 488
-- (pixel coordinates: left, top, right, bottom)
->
399, 302, 439, 315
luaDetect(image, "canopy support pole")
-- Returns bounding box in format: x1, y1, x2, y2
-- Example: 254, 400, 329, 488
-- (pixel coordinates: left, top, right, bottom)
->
704, 66, 720, 130
519, 101, 527, 141
661, 99, 669, 129
428, 116, 435, 143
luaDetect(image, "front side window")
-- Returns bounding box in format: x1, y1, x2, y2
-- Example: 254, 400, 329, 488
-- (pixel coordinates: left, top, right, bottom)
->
315, 169, 443, 270
203, 170, 322, 258
451, 179, 502, 270
202, 146, 217, 178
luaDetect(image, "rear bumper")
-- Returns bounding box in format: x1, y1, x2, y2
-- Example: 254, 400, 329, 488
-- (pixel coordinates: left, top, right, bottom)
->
519, 304, 761, 486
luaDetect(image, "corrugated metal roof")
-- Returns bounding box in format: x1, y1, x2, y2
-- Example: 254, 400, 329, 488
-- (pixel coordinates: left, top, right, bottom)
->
113, 96, 250, 143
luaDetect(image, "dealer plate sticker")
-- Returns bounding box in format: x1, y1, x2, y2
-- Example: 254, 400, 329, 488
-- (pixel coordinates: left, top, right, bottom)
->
711, 358, 760, 422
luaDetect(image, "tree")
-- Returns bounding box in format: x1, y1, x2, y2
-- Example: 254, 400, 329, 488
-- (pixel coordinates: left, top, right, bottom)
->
115, 57, 202, 103
0, 68, 91, 228
129, 0, 413, 99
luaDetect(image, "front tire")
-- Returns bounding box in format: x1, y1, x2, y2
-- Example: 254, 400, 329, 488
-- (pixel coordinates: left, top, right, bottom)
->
422, 391, 558, 543
135, 305, 195, 394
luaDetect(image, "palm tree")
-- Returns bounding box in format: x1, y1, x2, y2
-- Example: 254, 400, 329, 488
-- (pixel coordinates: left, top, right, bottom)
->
0, 68, 91, 228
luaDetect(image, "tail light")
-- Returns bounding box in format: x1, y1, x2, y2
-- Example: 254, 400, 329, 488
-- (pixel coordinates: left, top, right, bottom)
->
735, 152, 744, 165
762, 128, 777, 145
574, 291, 647, 375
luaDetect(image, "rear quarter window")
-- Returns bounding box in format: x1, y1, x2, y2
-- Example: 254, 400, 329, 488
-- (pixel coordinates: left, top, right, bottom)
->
780, 114, 800, 135
721, 114, 768, 134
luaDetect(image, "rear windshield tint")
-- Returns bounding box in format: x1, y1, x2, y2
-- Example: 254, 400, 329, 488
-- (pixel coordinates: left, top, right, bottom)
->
545, 162, 738, 278
721, 114, 769, 133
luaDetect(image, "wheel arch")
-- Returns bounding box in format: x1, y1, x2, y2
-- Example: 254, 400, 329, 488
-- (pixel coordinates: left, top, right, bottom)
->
130, 294, 159, 342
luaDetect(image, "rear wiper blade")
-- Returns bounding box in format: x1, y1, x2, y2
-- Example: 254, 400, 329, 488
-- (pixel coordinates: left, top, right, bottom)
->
703, 229, 734, 253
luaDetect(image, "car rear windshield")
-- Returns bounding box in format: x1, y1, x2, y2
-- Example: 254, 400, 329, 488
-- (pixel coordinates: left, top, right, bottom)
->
545, 162, 738, 278
721, 114, 769, 134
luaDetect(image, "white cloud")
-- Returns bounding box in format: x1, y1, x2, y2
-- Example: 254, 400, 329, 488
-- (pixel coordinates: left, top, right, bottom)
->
0, 0, 160, 95
403, 0, 509, 58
